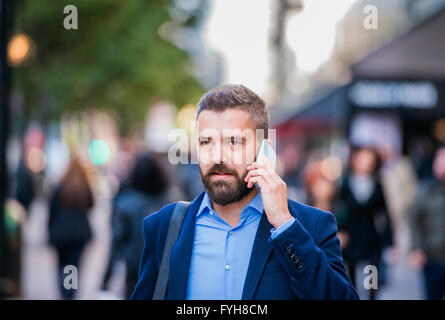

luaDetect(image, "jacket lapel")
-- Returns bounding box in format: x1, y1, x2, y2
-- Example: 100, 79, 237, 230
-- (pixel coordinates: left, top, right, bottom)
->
241, 211, 274, 300
167, 192, 205, 299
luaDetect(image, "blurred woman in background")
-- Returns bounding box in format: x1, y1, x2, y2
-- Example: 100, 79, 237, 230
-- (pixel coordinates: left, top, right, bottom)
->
48, 158, 94, 300
339, 145, 393, 300
304, 161, 349, 251
103, 152, 170, 298
409, 146, 445, 300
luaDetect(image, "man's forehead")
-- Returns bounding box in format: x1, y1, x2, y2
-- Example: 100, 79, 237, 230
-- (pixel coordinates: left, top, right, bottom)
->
197, 109, 255, 131
198, 127, 258, 139
198, 109, 253, 124
198, 131, 251, 140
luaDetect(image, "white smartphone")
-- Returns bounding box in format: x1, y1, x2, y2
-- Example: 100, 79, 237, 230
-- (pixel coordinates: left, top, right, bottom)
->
256, 139, 276, 169
253, 139, 276, 191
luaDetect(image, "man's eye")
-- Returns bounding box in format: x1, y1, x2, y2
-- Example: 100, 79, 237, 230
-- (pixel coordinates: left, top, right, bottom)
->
230, 138, 242, 145
200, 140, 210, 146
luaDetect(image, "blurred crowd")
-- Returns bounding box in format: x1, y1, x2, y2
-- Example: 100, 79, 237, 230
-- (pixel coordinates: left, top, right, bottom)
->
281, 140, 445, 300
3, 121, 445, 300
3, 0, 445, 300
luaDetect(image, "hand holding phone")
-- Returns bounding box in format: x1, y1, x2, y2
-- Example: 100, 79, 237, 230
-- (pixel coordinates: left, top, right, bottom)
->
253, 139, 276, 191
245, 139, 292, 228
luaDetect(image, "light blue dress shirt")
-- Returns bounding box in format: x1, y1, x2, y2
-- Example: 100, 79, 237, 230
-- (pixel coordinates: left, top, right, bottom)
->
186, 190, 295, 300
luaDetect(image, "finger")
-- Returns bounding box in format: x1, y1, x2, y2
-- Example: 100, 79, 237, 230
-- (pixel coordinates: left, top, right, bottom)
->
249, 159, 280, 184
269, 167, 284, 185
247, 159, 272, 173
247, 176, 267, 189
247, 161, 262, 170
247, 175, 267, 189
244, 168, 272, 183
247, 166, 282, 191
261, 156, 284, 185
262, 155, 272, 167
263, 156, 280, 178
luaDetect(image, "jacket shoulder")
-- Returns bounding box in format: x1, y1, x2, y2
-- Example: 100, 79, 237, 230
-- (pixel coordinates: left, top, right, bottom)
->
142, 202, 177, 238
288, 199, 335, 220
287, 199, 337, 240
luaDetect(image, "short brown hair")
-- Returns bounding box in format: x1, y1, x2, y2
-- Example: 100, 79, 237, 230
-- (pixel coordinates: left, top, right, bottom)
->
196, 84, 269, 137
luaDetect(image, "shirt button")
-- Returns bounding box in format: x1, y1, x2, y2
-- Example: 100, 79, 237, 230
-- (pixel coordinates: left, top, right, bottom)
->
225, 264, 231, 270
210, 211, 214, 216
229, 231, 233, 235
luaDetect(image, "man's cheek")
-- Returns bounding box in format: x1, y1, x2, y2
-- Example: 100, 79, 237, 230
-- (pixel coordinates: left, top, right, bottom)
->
199, 165, 211, 177
244, 145, 256, 165
232, 150, 244, 165
231, 147, 252, 166
240, 168, 249, 182
198, 150, 212, 166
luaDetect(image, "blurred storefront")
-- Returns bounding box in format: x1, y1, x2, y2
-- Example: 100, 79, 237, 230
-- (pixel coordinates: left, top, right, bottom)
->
275, 8, 445, 180
350, 8, 445, 161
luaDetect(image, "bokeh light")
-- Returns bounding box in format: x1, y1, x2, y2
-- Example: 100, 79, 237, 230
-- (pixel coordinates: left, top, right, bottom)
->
26, 147, 46, 174
433, 118, 445, 142
7, 33, 32, 66
320, 156, 343, 181
177, 104, 197, 131
88, 139, 111, 165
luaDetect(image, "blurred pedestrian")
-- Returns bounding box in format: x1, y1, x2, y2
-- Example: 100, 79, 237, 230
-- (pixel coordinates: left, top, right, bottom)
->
339, 145, 393, 299
15, 126, 45, 212
15, 155, 35, 212
304, 161, 349, 251
304, 161, 337, 211
103, 153, 170, 298
280, 142, 306, 203
409, 146, 445, 300
176, 159, 204, 201
48, 158, 93, 300
379, 144, 417, 262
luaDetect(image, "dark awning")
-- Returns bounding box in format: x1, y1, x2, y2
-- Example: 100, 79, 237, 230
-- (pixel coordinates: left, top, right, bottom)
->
271, 86, 349, 132
352, 9, 445, 80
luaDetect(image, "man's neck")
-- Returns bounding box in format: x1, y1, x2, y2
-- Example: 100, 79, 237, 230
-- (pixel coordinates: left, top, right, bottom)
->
210, 188, 259, 228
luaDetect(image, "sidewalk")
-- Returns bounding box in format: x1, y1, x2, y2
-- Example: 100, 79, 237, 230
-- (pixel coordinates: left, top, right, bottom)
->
21, 196, 125, 299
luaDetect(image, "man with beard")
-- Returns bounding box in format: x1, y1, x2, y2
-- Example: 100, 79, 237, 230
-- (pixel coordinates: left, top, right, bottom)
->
130, 84, 358, 300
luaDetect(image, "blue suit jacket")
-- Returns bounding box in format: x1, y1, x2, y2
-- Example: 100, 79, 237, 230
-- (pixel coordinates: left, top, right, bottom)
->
130, 191, 359, 300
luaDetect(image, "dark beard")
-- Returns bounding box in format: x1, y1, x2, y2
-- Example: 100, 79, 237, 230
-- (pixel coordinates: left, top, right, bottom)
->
199, 164, 253, 206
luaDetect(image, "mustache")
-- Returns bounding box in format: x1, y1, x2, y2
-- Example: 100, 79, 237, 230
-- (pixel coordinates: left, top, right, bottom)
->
207, 164, 238, 176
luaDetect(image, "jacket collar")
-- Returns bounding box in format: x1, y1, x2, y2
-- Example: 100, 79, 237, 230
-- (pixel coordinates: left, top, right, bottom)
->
196, 190, 264, 218
241, 212, 274, 299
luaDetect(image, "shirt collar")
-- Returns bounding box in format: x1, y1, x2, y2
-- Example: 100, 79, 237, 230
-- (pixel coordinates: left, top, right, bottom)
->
197, 190, 264, 218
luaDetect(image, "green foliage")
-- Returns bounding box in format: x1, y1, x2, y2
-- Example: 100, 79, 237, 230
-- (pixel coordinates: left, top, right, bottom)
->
12, 0, 204, 133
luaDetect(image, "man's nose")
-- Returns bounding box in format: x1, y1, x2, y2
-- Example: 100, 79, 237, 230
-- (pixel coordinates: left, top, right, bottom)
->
211, 142, 229, 164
